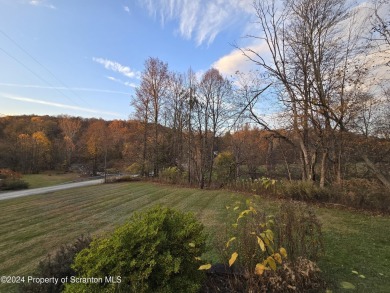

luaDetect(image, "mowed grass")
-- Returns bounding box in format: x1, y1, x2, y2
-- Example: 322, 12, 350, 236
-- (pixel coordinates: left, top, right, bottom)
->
317, 208, 390, 292
22, 173, 81, 189
0, 182, 389, 292
0, 182, 242, 292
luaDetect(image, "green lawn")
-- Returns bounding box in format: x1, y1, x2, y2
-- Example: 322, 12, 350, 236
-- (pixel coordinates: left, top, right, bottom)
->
22, 173, 81, 189
0, 182, 389, 292
317, 208, 390, 292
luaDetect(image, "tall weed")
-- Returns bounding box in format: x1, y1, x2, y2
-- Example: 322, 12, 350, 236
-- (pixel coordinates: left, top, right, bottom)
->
203, 200, 325, 292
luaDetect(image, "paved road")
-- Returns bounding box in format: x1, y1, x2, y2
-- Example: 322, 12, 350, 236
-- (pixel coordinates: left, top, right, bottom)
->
0, 179, 104, 201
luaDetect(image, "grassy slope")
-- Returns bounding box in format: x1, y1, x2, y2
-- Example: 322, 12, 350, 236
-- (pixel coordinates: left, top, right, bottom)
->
0, 182, 389, 292
22, 173, 81, 189
317, 208, 390, 292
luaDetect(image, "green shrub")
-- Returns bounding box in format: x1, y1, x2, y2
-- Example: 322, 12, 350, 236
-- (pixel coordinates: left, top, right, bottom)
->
280, 180, 330, 201
64, 206, 206, 293
19, 235, 92, 293
226, 177, 278, 196
160, 167, 181, 184
0, 179, 29, 190
213, 151, 236, 184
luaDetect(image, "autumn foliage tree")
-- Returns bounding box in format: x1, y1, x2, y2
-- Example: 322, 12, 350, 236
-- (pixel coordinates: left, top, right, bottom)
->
32, 131, 52, 173
85, 120, 111, 176
59, 115, 81, 169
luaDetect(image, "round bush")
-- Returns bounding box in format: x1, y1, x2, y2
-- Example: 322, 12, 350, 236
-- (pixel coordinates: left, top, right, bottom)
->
64, 206, 206, 293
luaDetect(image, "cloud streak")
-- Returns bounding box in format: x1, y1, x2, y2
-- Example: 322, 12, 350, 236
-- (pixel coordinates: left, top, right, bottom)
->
1, 93, 122, 117
29, 0, 56, 9
93, 57, 140, 79
140, 0, 252, 45
0, 82, 130, 95
106, 77, 137, 88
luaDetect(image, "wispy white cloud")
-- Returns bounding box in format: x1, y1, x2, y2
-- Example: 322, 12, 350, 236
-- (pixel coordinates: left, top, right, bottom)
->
93, 57, 140, 79
106, 76, 137, 88
29, 0, 56, 10
139, 0, 252, 45
124, 6, 130, 14
0, 82, 130, 95
1, 93, 122, 117
213, 0, 390, 80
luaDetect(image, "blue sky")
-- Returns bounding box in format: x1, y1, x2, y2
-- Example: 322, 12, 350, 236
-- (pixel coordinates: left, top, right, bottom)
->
0, 0, 257, 120
0, 0, 387, 121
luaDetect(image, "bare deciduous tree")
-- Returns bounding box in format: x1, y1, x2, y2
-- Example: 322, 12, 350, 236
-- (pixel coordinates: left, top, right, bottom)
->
241, 0, 370, 187
133, 57, 170, 177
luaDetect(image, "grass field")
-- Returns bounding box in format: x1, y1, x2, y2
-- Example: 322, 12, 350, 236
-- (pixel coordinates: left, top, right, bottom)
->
0, 182, 389, 292
22, 173, 81, 189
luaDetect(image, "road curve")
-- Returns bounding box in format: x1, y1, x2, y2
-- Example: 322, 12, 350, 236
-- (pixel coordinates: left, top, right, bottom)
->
0, 179, 104, 201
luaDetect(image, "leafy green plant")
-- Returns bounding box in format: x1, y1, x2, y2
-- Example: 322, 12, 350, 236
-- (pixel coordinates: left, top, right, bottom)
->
226, 177, 278, 196
224, 200, 287, 275
160, 167, 181, 184
64, 206, 206, 293
200, 200, 287, 290
201, 200, 325, 292
213, 151, 236, 184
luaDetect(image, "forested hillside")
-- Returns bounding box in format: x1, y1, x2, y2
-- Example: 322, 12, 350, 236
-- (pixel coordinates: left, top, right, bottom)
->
0, 113, 388, 190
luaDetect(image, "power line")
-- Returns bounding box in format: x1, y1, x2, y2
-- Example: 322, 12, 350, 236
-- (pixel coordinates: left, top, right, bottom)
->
0, 29, 93, 108
0, 46, 82, 107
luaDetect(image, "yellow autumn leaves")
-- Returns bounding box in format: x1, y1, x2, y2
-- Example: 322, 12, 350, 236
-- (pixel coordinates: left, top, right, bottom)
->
199, 200, 288, 276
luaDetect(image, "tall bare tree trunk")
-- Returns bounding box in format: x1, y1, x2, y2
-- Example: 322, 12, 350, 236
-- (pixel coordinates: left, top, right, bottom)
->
142, 120, 148, 177
320, 150, 328, 188
280, 139, 292, 181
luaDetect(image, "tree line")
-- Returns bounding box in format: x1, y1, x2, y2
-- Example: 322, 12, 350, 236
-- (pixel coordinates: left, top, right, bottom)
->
0, 0, 389, 191
128, 0, 389, 190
